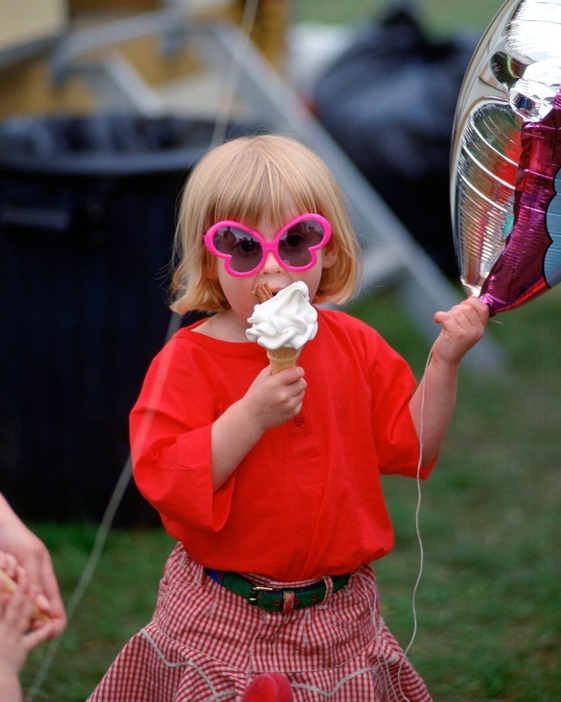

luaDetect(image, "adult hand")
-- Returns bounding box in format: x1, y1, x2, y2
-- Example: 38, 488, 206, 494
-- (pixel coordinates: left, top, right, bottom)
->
0, 494, 66, 638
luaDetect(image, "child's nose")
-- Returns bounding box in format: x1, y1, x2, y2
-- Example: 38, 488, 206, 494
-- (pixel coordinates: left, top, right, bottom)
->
261, 250, 283, 274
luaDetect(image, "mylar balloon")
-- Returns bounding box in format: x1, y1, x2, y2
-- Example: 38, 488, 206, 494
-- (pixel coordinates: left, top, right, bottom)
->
451, 0, 561, 314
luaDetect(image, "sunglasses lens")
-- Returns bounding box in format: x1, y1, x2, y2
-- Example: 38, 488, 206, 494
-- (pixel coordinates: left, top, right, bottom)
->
213, 227, 263, 273
278, 219, 326, 268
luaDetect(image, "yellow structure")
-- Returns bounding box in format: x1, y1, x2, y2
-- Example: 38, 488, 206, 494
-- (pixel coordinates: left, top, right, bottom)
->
0, 1, 288, 119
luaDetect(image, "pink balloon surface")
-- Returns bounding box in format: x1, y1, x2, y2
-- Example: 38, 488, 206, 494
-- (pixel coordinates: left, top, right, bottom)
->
450, 0, 561, 315
480, 86, 561, 313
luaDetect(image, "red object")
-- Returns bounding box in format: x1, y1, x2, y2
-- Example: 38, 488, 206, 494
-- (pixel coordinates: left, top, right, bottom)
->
86, 553, 432, 701
130, 309, 436, 582
242, 674, 293, 702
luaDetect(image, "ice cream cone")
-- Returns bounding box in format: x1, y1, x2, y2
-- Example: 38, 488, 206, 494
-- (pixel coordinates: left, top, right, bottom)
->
248, 282, 317, 370
267, 347, 299, 374
0, 568, 50, 622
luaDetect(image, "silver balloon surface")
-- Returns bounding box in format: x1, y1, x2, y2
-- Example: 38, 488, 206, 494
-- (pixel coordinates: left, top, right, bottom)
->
450, 0, 561, 302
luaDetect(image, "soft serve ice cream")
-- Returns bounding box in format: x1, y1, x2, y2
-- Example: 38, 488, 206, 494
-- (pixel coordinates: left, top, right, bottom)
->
246, 281, 317, 372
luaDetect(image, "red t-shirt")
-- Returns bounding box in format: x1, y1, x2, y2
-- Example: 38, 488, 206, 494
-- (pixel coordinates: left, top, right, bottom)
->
130, 308, 434, 581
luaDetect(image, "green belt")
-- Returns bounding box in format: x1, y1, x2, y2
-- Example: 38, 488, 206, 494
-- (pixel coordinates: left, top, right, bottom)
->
206, 569, 350, 612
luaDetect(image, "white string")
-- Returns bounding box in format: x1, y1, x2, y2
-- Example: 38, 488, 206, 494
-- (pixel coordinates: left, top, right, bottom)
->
350, 340, 434, 702
25, 457, 134, 702
24, 4, 262, 696
396, 343, 434, 701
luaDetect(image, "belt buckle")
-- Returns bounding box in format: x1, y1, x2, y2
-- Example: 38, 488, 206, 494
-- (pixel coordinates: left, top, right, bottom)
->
248, 584, 275, 606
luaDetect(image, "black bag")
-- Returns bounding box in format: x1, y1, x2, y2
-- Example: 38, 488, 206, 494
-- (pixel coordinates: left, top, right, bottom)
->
314, 3, 478, 277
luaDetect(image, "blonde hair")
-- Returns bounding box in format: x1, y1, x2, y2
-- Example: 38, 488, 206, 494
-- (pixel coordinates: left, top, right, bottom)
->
170, 134, 362, 315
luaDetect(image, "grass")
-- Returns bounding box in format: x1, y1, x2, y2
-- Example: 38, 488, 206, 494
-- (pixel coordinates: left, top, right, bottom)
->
362, 289, 561, 701
20, 524, 173, 701
296, 0, 505, 34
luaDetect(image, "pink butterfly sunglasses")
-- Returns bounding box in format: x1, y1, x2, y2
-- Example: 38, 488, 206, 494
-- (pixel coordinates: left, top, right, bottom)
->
203, 213, 331, 277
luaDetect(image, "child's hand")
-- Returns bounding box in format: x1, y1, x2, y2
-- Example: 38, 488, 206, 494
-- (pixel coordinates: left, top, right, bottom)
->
0, 590, 32, 681
432, 296, 489, 366
243, 365, 307, 430
211, 365, 307, 489
0, 586, 51, 677
0, 552, 52, 628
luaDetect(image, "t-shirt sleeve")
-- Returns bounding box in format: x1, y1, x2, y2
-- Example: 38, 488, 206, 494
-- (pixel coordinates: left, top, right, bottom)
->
368, 332, 436, 480
129, 339, 234, 532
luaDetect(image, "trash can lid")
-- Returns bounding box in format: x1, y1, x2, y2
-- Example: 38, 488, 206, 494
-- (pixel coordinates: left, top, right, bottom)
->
0, 114, 256, 176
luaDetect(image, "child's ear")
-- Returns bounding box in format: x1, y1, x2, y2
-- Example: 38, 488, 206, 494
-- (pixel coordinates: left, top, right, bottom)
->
322, 242, 338, 269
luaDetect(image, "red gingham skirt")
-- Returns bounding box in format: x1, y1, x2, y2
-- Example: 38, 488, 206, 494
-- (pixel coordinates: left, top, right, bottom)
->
87, 544, 432, 701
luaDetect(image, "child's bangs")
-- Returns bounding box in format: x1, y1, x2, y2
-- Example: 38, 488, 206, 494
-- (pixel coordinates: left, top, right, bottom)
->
209, 150, 321, 228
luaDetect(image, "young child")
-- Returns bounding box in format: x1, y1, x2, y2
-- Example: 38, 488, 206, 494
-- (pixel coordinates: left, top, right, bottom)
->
0, 551, 55, 702
88, 134, 488, 702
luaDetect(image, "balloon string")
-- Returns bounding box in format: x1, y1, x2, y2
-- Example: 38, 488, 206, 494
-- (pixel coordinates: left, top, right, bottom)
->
397, 343, 434, 701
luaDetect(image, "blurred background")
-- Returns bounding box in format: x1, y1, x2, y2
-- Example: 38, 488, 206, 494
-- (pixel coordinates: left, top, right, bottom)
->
2, 2, 560, 701
0, 0, 503, 524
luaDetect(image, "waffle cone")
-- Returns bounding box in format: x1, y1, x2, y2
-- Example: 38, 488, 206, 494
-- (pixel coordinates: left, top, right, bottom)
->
267, 347, 299, 374
0, 568, 50, 622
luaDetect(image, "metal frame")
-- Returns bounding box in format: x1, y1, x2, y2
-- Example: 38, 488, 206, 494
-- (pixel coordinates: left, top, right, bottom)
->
49, 9, 503, 369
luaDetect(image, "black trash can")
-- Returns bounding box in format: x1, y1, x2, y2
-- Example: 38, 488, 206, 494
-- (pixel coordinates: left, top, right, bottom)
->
0, 114, 259, 525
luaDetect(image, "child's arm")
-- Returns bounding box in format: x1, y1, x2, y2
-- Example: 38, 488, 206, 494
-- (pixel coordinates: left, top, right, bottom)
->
0, 589, 30, 702
0, 583, 53, 702
210, 366, 307, 490
409, 297, 489, 466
